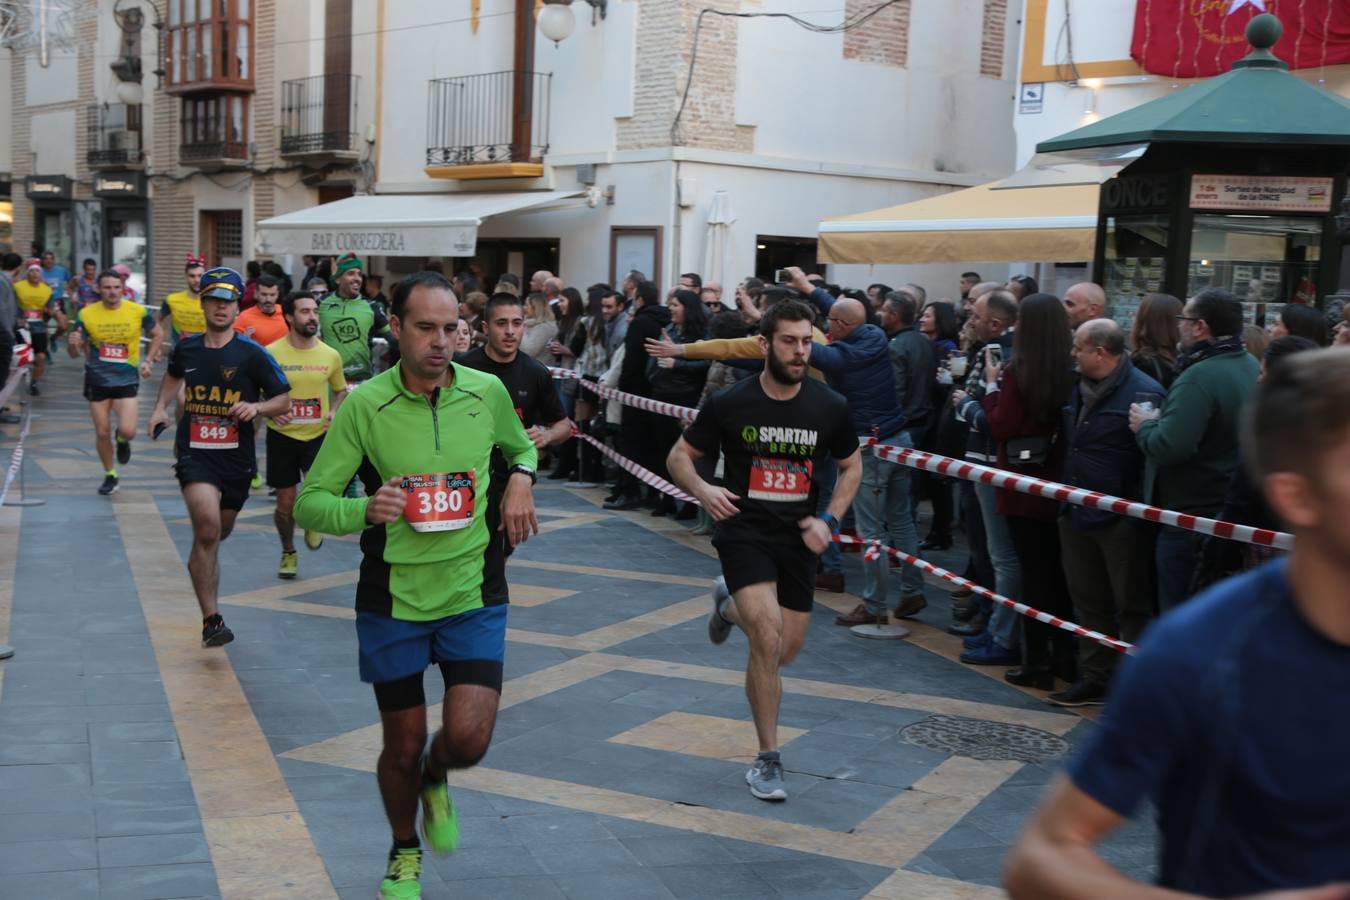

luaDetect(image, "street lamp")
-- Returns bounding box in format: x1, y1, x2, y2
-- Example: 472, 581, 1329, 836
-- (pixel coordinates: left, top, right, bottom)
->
537, 0, 607, 45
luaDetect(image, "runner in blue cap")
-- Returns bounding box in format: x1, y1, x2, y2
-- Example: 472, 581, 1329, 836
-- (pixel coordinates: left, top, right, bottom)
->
148, 266, 292, 647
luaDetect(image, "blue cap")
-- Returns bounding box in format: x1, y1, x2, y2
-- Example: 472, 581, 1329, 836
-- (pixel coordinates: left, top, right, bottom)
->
200, 266, 244, 301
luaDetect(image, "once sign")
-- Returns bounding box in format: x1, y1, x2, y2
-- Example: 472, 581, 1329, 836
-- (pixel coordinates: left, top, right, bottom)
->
1190, 175, 1334, 213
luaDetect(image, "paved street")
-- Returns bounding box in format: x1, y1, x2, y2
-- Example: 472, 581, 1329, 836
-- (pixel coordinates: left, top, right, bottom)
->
0, 358, 1159, 899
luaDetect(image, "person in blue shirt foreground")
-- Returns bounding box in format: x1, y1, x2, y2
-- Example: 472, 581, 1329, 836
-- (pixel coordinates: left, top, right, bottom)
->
1004, 345, 1350, 899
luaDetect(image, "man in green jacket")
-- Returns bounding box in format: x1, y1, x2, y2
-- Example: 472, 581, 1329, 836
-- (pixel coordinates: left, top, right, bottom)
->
1129, 288, 1258, 611
295, 271, 538, 899
319, 253, 391, 383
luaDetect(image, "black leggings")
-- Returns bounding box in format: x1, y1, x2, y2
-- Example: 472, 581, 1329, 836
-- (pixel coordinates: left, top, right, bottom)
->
1006, 515, 1075, 673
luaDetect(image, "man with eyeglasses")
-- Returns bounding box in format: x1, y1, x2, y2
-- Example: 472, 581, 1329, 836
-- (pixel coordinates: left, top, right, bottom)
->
1129, 289, 1258, 612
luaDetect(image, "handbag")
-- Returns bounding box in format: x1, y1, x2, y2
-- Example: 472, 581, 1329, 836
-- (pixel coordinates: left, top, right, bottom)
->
1005, 433, 1055, 467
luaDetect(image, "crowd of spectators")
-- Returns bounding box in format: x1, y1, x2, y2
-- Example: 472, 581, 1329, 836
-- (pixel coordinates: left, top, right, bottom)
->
459, 261, 1340, 709
13, 247, 1341, 708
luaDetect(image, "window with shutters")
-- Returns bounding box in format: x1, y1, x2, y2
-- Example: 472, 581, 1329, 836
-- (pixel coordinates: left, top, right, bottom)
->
165, 0, 253, 93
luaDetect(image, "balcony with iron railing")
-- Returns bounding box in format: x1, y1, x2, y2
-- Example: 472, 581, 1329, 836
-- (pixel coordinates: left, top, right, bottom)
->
426, 70, 551, 179
280, 74, 359, 158
87, 103, 145, 169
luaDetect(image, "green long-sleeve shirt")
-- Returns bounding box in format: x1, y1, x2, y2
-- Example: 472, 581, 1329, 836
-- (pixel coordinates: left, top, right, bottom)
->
294, 362, 537, 621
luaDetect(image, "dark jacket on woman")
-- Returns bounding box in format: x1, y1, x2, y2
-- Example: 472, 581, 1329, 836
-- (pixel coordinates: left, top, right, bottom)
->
1061, 356, 1164, 529
1131, 349, 1177, 390
649, 326, 710, 401
981, 366, 1067, 521
619, 303, 672, 396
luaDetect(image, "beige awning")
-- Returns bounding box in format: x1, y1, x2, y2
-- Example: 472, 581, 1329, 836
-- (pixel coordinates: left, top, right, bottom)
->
817, 180, 1100, 264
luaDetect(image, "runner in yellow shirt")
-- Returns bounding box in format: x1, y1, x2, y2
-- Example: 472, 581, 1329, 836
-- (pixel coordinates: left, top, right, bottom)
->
159, 255, 207, 341
14, 259, 67, 394
159, 255, 208, 421
265, 291, 347, 579
68, 269, 165, 494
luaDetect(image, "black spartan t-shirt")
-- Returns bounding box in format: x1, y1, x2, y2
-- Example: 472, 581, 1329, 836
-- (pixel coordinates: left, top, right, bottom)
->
682, 376, 858, 543
168, 333, 291, 480
456, 347, 566, 487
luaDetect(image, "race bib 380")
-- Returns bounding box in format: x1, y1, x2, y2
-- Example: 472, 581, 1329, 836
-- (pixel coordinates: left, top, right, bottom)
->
402, 472, 476, 533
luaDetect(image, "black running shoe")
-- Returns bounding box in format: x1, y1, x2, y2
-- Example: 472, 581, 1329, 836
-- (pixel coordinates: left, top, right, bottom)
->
202, 614, 234, 647
98, 474, 119, 495
116, 437, 131, 465
29, 382, 39, 396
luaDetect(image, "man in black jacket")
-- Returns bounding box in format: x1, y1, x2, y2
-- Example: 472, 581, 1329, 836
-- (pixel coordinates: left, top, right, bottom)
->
605, 280, 672, 510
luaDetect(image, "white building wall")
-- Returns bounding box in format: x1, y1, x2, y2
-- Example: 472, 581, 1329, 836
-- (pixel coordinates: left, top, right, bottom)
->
1013, 0, 1350, 168
0, 46, 11, 177
734, 0, 1011, 177
370, 0, 1017, 292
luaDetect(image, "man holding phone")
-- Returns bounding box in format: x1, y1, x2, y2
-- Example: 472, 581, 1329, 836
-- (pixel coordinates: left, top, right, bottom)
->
951, 290, 1022, 666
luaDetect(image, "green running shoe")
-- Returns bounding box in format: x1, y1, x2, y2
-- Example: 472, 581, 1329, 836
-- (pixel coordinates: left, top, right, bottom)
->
250, 472, 263, 489
419, 756, 459, 853
278, 550, 298, 579
378, 847, 422, 899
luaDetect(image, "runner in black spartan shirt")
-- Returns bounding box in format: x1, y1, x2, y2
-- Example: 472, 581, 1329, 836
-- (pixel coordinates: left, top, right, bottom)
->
668, 299, 861, 802
147, 267, 292, 648
457, 293, 572, 600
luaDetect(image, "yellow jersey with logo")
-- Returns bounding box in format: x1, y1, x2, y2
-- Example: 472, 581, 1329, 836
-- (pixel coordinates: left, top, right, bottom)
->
77, 301, 154, 389
162, 290, 206, 338
15, 280, 54, 332
265, 338, 347, 442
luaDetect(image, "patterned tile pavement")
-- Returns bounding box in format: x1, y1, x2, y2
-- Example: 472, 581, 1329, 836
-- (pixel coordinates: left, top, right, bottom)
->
0, 357, 1159, 898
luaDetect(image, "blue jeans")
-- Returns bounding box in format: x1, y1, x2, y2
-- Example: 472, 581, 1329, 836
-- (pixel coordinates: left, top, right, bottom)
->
853, 431, 924, 613
1155, 525, 1201, 613
974, 481, 1022, 651
816, 455, 842, 575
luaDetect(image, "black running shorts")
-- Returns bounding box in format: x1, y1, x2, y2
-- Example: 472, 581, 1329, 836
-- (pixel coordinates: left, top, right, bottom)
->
84, 382, 139, 403
175, 458, 252, 512
265, 429, 323, 489
711, 532, 816, 613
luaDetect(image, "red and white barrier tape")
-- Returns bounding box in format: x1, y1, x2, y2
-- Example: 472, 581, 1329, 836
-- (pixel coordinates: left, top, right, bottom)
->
549, 367, 697, 423
573, 426, 1133, 652
840, 534, 1133, 654
571, 429, 700, 503
0, 392, 35, 508
867, 442, 1292, 551
553, 364, 1280, 551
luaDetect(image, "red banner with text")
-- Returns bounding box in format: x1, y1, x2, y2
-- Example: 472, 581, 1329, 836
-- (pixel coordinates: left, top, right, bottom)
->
1131, 0, 1350, 78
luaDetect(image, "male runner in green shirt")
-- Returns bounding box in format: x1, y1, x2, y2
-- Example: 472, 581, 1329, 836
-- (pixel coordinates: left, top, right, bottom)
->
319, 253, 391, 383
295, 270, 537, 900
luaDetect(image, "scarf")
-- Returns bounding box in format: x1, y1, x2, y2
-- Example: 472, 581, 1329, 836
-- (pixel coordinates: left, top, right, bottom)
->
1176, 335, 1245, 373
1076, 357, 1129, 426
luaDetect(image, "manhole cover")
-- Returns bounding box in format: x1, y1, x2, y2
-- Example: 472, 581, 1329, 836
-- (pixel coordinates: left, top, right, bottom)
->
901, 715, 1068, 763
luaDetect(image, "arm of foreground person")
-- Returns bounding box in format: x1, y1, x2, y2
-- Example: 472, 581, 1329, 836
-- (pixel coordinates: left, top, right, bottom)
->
668, 434, 740, 521
1004, 777, 1350, 900
293, 398, 372, 536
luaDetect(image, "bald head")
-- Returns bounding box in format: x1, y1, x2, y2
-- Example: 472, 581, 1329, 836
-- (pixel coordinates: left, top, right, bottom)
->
1073, 318, 1127, 380
1064, 282, 1107, 328
965, 281, 1002, 312
829, 298, 866, 340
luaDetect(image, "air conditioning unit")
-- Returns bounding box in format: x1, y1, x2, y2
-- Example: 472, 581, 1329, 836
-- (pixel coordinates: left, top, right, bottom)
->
108, 130, 140, 152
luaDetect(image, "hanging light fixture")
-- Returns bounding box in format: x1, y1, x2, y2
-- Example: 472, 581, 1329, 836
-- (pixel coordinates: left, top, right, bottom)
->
537, 0, 606, 45
538, 0, 575, 45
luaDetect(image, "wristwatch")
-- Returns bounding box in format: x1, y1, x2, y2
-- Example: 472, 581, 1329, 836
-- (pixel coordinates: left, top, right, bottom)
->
508, 464, 537, 484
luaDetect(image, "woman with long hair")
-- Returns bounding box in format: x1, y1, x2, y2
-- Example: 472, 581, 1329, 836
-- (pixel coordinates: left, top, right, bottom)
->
566, 285, 615, 488
545, 287, 589, 480
520, 291, 557, 365
649, 290, 710, 517
920, 301, 961, 356
1130, 293, 1182, 389
981, 293, 1077, 689
917, 300, 964, 550
1269, 302, 1329, 346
